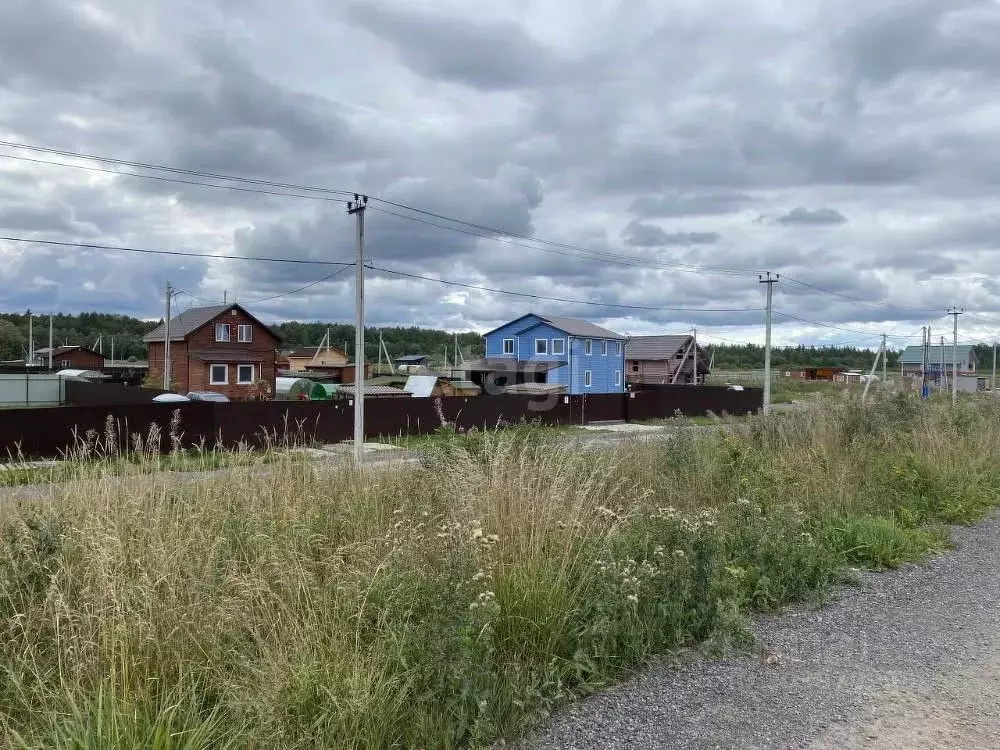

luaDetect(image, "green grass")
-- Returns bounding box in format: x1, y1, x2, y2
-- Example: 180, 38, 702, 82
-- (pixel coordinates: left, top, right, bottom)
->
2, 393, 999, 748
0, 448, 291, 488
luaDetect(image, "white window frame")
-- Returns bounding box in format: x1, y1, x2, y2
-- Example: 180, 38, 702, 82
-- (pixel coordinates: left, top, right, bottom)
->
584, 370, 592, 388
215, 323, 231, 342
237, 324, 253, 343
61, 359, 71, 367
535, 338, 548, 355
502, 338, 515, 355
601, 340, 608, 356
616, 341, 622, 356
210, 364, 228, 385
237, 364, 254, 384
584, 339, 592, 356
551, 338, 565, 356
615, 370, 622, 387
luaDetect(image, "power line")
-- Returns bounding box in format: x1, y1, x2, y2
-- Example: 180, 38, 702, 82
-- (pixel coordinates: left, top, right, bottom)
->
0, 139, 989, 316
241, 264, 354, 305
0, 141, 356, 197
0, 235, 353, 266
1, 148, 761, 278
0, 141, 762, 277
780, 275, 942, 314
368, 204, 759, 277
367, 263, 764, 313
774, 312, 924, 339
0, 152, 349, 205
368, 206, 750, 277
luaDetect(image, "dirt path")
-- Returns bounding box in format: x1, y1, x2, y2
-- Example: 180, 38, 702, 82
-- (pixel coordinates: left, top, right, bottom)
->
532, 515, 1000, 749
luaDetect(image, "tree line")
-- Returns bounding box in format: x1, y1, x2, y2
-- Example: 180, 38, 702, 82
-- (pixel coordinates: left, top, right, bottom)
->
0, 312, 485, 366
706, 343, 900, 371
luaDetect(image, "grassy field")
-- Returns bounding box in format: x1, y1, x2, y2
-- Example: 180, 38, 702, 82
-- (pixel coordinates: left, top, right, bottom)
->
2, 393, 999, 748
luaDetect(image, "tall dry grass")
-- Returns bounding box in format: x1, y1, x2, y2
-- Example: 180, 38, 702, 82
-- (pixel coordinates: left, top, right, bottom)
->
2, 392, 1000, 748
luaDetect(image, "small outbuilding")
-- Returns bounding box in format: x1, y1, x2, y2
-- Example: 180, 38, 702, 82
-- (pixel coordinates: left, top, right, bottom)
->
275, 376, 328, 401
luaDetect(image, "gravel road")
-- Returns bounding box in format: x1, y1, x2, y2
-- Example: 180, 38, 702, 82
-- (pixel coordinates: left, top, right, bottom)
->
529, 515, 1000, 749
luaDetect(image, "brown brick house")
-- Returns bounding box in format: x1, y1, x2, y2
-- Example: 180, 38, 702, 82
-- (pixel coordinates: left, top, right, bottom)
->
144, 304, 280, 400
34, 345, 104, 370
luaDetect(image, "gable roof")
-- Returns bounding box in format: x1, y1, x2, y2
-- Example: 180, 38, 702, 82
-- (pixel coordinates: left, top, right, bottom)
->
143, 304, 280, 343
287, 346, 348, 359
899, 344, 976, 365
537, 315, 625, 340
395, 354, 428, 363
626, 335, 693, 360
35, 345, 102, 358
484, 313, 624, 340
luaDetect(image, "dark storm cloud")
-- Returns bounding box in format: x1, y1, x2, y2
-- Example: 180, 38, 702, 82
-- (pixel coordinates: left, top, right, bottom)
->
837, 0, 1000, 88
621, 220, 721, 247
775, 208, 848, 226
346, 3, 570, 91
0, 0, 130, 90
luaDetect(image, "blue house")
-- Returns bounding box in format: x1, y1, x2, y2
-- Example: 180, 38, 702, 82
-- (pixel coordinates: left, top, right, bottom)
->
467, 314, 626, 395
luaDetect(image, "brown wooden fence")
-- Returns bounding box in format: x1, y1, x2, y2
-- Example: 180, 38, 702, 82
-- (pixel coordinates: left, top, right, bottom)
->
0, 388, 762, 459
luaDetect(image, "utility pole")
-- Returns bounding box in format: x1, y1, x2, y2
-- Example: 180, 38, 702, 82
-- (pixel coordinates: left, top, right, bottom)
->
163, 281, 173, 390
111, 336, 115, 365
347, 194, 368, 464
920, 326, 928, 399
940, 336, 946, 392
993, 341, 997, 392
881, 333, 887, 386
26, 309, 33, 365
862, 336, 884, 404
758, 272, 779, 414
948, 307, 963, 407
692, 327, 698, 386
48, 313, 53, 370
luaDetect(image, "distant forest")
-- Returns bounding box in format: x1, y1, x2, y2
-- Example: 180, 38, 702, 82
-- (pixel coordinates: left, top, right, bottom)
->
1, 311, 992, 372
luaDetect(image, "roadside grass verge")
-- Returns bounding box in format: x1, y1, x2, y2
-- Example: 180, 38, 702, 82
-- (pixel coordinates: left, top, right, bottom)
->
1, 394, 999, 748
0, 414, 302, 488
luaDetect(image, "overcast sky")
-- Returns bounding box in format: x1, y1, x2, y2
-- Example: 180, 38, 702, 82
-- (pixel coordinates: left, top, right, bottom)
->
3, 0, 1000, 348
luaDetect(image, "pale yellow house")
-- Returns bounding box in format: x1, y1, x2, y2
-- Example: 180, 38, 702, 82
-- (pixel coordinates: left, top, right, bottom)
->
285, 346, 349, 372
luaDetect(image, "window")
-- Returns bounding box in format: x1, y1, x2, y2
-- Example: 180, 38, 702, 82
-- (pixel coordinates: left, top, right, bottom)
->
552, 338, 565, 356
615, 370, 622, 387
616, 341, 622, 356
502, 338, 515, 355
584, 370, 592, 388
210, 364, 228, 384
601, 340, 608, 356
584, 339, 592, 355
237, 324, 253, 343
61, 359, 71, 367
535, 339, 548, 355
215, 323, 231, 342
237, 364, 254, 384
632, 362, 639, 372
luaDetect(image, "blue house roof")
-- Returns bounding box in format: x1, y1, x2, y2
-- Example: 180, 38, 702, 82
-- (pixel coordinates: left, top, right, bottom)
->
483, 313, 624, 340
394, 354, 428, 363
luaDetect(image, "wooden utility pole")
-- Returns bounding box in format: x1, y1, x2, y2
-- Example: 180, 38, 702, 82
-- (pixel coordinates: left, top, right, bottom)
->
862, 337, 884, 404
692, 327, 698, 386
